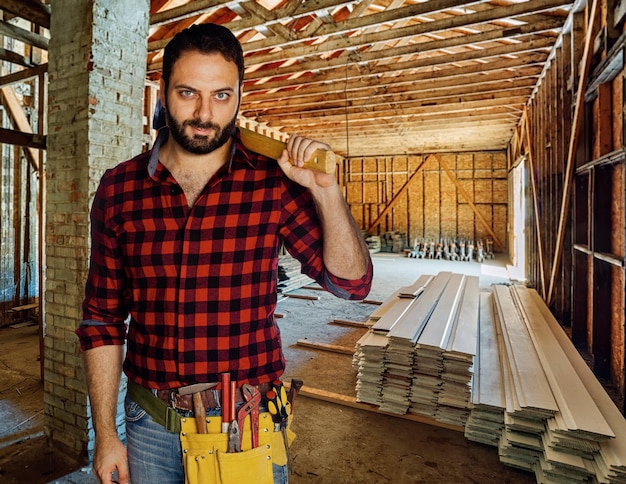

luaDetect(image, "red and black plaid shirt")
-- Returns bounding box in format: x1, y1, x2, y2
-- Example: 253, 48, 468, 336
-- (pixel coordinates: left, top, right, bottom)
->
76, 129, 372, 389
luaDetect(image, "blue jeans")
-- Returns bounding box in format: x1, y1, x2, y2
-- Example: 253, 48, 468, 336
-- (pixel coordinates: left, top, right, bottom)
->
125, 393, 289, 483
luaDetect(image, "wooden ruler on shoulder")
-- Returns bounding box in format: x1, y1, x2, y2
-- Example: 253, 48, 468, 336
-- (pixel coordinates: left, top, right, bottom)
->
239, 127, 338, 174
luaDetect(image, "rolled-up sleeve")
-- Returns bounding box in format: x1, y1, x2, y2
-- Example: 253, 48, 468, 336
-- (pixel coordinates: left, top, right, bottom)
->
76, 171, 129, 350
279, 177, 373, 300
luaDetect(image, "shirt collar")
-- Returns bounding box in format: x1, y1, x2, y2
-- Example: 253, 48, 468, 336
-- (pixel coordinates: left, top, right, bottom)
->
147, 127, 258, 178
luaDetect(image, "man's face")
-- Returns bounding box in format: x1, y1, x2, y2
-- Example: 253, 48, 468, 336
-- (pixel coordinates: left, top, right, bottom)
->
161, 50, 241, 155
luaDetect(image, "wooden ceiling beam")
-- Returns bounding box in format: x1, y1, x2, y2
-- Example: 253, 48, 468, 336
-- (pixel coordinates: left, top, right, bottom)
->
0, 63, 47, 89
243, 76, 539, 112
0, 47, 37, 68
240, 36, 554, 82
239, 0, 570, 64
260, 96, 526, 127
297, 110, 520, 132
0, 19, 48, 50
0, 0, 50, 30
243, 54, 547, 95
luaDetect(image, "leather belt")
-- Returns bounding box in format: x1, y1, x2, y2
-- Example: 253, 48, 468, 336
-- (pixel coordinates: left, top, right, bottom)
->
156, 382, 272, 412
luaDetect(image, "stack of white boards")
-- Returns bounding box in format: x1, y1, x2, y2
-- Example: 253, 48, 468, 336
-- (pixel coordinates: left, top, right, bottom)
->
354, 274, 626, 483
466, 284, 626, 484
354, 271, 479, 427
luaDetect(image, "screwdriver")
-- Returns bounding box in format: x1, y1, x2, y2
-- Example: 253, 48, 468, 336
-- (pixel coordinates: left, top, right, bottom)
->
266, 383, 292, 473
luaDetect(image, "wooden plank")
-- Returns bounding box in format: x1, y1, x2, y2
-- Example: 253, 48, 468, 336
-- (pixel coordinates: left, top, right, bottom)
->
285, 383, 464, 433
361, 299, 383, 306
388, 272, 452, 341
285, 293, 320, 301
0, 64, 47, 89
329, 319, 368, 328
512, 285, 614, 440
295, 339, 354, 355
371, 274, 433, 332
7, 303, 38, 313
547, 0, 600, 304
239, 127, 337, 174
447, 276, 479, 356
473, 292, 504, 409
416, 273, 466, 349
527, 288, 626, 478
492, 285, 558, 414
0, 0, 51, 29
522, 107, 546, 298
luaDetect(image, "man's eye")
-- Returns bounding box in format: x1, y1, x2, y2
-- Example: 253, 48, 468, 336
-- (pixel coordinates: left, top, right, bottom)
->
179, 90, 195, 98
215, 92, 230, 101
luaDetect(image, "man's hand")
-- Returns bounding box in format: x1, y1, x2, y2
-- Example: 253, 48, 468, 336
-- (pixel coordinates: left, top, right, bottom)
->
277, 134, 336, 189
92, 433, 129, 484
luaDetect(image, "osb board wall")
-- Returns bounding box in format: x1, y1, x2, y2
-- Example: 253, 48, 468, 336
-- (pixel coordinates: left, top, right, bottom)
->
345, 151, 508, 250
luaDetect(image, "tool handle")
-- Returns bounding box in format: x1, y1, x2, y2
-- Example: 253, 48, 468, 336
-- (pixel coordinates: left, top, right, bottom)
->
230, 381, 237, 425
221, 373, 231, 433
193, 393, 207, 434
287, 378, 304, 413
239, 127, 338, 174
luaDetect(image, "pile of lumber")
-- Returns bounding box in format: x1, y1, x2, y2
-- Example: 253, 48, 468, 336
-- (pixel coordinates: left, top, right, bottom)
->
277, 254, 314, 293
468, 285, 626, 484
353, 273, 626, 483
354, 271, 479, 427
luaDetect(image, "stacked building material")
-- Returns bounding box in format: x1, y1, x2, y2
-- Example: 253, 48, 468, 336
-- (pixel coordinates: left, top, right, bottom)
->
478, 285, 625, 483
410, 273, 465, 419
353, 331, 388, 405
355, 271, 479, 428
354, 275, 434, 405
277, 254, 314, 293
355, 277, 626, 483
436, 276, 479, 426
464, 293, 505, 446
380, 272, 453, 414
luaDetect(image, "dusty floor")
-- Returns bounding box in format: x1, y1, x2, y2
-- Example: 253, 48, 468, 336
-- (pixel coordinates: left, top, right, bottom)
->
0, 254, 536, 483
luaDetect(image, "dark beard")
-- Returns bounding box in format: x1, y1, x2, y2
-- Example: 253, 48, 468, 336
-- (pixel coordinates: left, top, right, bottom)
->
166, 110, 237, 155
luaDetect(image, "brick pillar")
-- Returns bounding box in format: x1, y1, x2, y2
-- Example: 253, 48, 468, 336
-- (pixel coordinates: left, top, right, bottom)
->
45, 0, 149, 460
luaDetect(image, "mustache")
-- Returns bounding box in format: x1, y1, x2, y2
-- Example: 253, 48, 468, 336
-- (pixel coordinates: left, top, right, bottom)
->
184, 119, 220, 131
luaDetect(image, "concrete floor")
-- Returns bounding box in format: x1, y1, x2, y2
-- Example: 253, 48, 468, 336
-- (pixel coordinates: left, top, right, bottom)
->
0, 253, 534, 483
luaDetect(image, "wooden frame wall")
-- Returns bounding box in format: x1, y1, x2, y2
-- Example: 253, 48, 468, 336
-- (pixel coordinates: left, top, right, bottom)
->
345, 151, 508, 252
510, 2, 626, 410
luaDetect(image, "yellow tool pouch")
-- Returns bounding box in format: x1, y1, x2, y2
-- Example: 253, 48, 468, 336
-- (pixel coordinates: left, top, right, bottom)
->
179, 412, 295, 484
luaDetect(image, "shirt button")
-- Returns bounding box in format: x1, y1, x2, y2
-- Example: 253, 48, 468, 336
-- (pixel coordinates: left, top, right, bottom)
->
171, 187, 178, 195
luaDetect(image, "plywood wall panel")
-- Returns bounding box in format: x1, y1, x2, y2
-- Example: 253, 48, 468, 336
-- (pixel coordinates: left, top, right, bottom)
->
493, 179, 508, 204
440, 171, 457, 238
457, 153, 473, 170
347, 151, 507, 251
493, 205, 507, 250
424, 170, 440, 240
457, 203, 475, 238
474, 179, 492, 204
474, 153, 491, 169
474, 205, 493, 240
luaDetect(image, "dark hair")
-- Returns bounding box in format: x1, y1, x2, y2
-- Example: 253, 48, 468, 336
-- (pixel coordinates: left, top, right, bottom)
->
162, 23, 244, 90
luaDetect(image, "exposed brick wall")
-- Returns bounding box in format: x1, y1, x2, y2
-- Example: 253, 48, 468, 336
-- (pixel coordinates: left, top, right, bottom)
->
46, 0, 148, 460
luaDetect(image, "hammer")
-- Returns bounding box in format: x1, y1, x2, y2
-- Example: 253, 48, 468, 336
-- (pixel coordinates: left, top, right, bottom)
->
178, 382, 217, 434
287, 378, 304, 414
